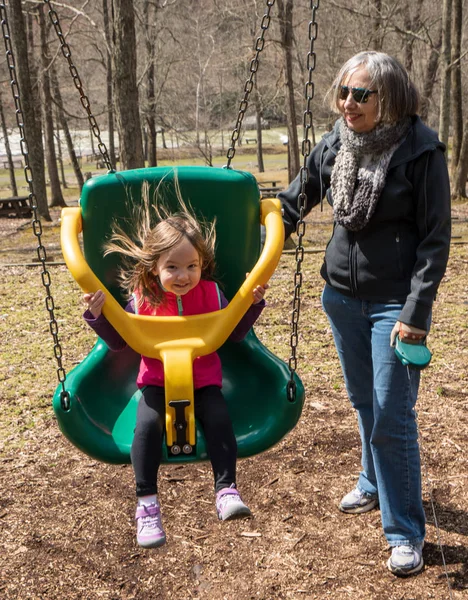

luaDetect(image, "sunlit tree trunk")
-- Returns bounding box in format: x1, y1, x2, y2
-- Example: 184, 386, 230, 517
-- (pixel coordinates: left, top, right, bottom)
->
438, 0, 452, 153
0, 92, 18, 196
453, 123, 468, 198
449, 0, 462, 178
143, 0, 157, 167
39, 5, 65, 208
371, 0, 383, 50
277, 0, 300, 183
103, 0, 116, 166
51, 67, 84, 191
254, 82, 264, 173
8, 0, 50, 220
111, 0, 144, 169
419, 27, 442, 124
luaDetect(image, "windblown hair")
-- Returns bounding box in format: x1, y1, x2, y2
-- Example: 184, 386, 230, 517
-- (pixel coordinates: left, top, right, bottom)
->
327, 51, 420, 123
104, 176, 217, 308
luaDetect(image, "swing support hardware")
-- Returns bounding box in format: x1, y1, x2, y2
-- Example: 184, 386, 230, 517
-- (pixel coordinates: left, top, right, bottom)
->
60, 196, 284, 450
168, 400, 192, 455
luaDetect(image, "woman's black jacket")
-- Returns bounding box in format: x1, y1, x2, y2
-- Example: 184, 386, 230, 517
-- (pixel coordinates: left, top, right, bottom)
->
278, 116, 451, 330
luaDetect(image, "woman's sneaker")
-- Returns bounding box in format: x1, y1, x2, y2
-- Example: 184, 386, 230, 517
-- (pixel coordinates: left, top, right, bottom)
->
339, 487, 379, 514
135, 502, 166, 548
216, 484, 252, 520
387, 543, 424, 576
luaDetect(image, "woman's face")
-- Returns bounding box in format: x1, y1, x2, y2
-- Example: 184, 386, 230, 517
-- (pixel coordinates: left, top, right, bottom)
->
338, 66, 379, 133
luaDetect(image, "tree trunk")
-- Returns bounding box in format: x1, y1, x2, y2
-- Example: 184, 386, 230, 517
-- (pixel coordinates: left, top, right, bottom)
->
143, 1, 157, 167
103, 0, 116, 166
453, 120, 468, 198
449, 0, 463, 178
54, 111, 67, 189
8, 0, 50, 220
111, 0, 144, 170
419, 27, 442, 123
438, 0, 452, 152
372, 0, 383, 51
277, 0, 300, 183
51, 67, 84, 191
0, 93, 18, 196
89, 125, 95, 157
254, 82, 264, 173
39, 6, 65, 208
27, 11, 41, 127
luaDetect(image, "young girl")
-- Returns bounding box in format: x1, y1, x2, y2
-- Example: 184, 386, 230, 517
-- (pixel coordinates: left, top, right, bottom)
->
83, 184, 268, 549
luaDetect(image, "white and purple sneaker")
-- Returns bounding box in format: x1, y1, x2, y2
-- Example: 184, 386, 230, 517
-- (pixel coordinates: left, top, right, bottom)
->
135, 502, 166, 548
216, 484, 252, 521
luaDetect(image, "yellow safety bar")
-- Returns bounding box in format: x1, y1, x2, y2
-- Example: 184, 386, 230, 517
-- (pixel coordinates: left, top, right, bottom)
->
61, 198, 284, 450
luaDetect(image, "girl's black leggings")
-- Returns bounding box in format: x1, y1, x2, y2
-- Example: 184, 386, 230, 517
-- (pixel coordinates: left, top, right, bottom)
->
131, 385, 237, 496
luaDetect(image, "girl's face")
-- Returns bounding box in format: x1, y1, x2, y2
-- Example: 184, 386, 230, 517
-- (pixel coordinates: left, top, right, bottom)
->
338, 66, 379, 133
156, 237, 202, 296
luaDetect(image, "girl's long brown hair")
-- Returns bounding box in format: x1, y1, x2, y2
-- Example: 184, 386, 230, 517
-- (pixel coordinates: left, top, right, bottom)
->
104, 175, 216, 307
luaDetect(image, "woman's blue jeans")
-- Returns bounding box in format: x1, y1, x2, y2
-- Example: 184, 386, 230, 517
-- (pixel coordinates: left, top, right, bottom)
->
321, 284, 426, 546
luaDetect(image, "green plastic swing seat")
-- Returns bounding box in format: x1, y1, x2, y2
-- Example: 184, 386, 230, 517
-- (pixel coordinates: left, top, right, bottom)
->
53, 166, 304, 464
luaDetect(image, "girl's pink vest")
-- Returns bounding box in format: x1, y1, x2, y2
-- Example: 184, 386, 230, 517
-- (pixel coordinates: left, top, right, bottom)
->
133, 280, 223, 389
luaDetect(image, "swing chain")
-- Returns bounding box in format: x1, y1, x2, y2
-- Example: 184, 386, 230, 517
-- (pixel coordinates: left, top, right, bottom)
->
225, 0, 275, 168
0, 3, 70, 410
287, 0, 319, 401
43, 0, 114, 172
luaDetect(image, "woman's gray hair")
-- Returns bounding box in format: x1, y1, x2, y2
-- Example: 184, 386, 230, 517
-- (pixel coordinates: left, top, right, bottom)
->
327, 51, 419, 123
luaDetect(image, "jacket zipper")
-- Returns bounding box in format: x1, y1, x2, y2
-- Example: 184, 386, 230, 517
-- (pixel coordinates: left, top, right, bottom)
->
177, 295, 183, 315
349, 233, 358, 297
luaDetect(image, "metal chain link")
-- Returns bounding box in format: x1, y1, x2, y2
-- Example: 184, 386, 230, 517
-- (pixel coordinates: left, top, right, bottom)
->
287, 1, 319, 401
0, 3, 70, 410
225, 0, 275, 168
43, 0, 114, 171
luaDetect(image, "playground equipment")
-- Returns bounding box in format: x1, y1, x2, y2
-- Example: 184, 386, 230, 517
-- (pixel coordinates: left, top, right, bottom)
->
55, 165, 303, 463
0, 0, 319, 464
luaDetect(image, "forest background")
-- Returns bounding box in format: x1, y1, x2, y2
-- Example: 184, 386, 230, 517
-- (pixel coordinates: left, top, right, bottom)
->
0, 0, 467, 217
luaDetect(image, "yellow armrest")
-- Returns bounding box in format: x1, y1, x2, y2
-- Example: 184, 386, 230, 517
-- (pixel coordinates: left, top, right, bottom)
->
61, 198, 284, 360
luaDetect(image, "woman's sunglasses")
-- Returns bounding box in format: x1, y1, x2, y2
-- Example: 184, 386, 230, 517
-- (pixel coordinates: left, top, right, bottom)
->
339, 86, 377, 104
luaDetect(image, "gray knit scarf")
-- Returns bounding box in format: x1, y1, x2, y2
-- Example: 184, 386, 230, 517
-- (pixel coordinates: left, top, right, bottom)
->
331, 117, 411, 231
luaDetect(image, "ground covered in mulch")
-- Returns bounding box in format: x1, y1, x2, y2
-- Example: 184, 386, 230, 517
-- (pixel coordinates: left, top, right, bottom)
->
0, 200, 467, 600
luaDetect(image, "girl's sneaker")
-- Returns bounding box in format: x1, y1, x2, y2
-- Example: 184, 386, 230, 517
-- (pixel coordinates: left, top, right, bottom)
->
216, 484, 252, 520
135, 502, 166, 548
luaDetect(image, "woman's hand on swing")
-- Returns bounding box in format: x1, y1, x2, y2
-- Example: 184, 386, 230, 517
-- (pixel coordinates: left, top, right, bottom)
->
84, 289, 106, 318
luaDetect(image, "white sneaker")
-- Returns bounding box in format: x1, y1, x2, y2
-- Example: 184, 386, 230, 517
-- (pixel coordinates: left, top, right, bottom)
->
339, 487, 379, 514
387, 543, 424, 576
216, 484, 252, 521
135, 502, 166, 548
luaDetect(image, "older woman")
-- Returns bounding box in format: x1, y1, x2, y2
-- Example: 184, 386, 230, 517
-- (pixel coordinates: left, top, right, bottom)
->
279, 51, 451, 576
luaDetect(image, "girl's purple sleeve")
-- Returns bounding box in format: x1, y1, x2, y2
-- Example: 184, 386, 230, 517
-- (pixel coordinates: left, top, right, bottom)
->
83, 298, 135, 351
219, 290, 265, 342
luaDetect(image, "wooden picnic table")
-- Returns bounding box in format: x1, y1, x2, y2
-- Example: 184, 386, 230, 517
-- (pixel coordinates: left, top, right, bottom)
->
0, 196, 32, 218
257, 180, 284, 198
